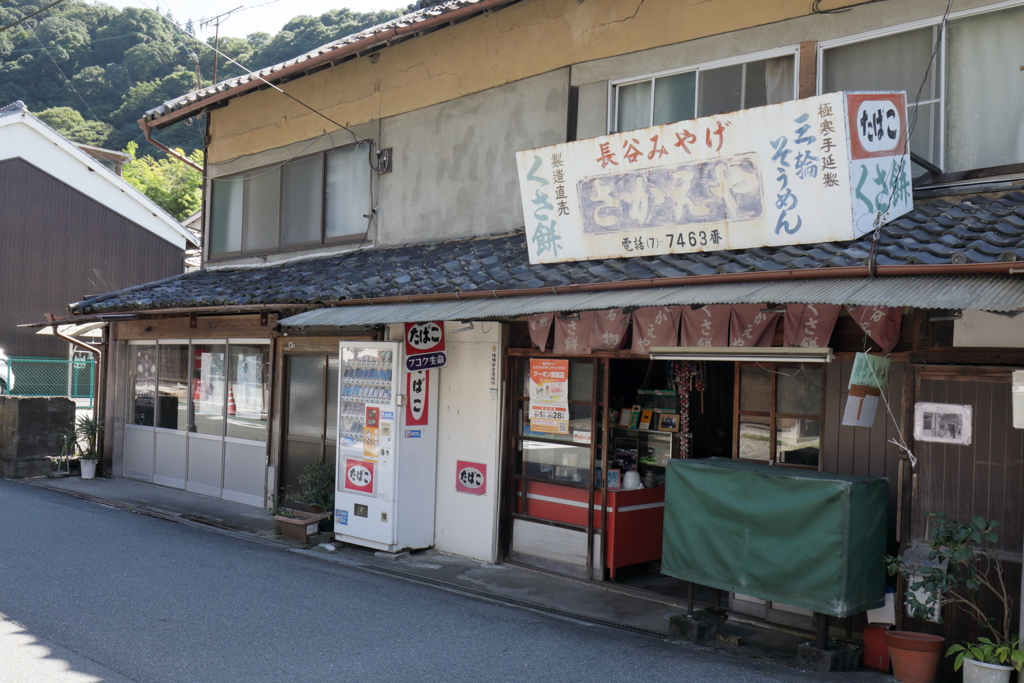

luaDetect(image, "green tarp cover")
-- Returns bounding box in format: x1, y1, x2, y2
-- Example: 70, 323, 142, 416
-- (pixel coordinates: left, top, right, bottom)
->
662, 458, 888, 617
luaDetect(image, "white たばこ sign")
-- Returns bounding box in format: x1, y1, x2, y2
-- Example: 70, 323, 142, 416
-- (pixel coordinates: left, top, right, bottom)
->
515, 91, 911, 264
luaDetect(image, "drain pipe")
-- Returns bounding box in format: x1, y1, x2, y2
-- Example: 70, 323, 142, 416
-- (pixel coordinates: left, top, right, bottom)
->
142, 124, 204, 173
49, 323, 104, 425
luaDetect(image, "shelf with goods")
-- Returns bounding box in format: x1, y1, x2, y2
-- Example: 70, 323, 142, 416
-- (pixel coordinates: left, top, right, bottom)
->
337, 351, 395, 442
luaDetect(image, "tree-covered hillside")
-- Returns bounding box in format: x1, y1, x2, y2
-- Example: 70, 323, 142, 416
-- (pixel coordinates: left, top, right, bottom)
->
0, 0, 404, 152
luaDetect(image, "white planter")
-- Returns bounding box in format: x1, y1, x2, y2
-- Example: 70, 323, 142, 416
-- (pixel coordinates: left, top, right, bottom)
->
80, 460, 97, 480
963, 658, 1013, 683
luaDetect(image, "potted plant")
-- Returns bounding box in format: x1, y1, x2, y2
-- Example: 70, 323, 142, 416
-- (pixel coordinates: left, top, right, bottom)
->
73, 415, 103, 480
272, 507, 327, 544
293, 459, 335, 531
887, 513, 1024, 683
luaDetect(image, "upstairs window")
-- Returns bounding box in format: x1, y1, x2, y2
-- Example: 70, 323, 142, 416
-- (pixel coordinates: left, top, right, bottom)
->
821, 3, 1024, 174
207, 142, 371, 260
611, 51, 797, 133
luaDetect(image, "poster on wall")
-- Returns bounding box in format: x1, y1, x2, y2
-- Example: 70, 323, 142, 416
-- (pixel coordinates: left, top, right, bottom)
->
233, 353, 264, 420
197, 351, 225, 415
914, 402, 972, 446
528, 358, 569, 435
515, 91, 911, 265
455, 461, 487, 495
843, 352, 890, 427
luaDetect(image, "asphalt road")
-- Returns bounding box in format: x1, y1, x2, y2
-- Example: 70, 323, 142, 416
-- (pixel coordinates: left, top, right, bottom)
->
2, 480, 859, 683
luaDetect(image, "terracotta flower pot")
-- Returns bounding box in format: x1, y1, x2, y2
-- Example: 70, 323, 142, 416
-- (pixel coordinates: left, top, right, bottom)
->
886, 631, 945, 683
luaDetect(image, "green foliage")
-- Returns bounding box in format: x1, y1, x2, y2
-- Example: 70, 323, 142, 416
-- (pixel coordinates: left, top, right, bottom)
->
71, 415, 104, 460
947, 637, 1024, 672
887, 513, 1022, 668
292, 459, 336, 516
0, 0, 403, 152
121, 141, 203, 221
37, 106, 112, 145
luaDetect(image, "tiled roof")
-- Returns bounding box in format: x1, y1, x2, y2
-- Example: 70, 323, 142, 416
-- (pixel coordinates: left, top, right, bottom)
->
70, 192, 1024, 314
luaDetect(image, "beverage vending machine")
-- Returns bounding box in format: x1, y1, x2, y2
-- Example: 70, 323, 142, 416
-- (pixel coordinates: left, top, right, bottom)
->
334, 342, 438, 552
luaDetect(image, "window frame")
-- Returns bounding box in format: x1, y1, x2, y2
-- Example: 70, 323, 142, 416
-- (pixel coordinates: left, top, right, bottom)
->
126, 338, 271, 444
606, 45, 801, 134
206, 141, 371, 262
732, 362, 825, 470
816, 0, 1024, 173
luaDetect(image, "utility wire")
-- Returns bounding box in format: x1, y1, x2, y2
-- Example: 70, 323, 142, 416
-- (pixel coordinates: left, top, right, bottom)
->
0, 0, 67, 32
136, 0, 370, 149
33, 33, 105, 124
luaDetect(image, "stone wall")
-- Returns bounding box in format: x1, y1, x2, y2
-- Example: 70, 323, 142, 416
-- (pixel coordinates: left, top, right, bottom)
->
0, 397, 75, 478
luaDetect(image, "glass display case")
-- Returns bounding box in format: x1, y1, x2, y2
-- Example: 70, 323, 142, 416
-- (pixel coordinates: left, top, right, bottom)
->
337, 347, 394, 448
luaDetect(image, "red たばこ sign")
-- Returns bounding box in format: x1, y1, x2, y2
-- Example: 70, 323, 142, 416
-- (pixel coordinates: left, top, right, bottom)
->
455, 461, 486, 495
344, 458, 375, 495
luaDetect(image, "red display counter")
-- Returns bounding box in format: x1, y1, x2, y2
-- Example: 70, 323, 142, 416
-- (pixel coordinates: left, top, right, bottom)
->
517, 480, 665, 579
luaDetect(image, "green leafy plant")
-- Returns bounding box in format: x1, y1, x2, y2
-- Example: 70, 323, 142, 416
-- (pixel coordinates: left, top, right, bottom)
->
292, 459, 335, 517
74, 415, 104, 461
947, 637, 1024, 672
886, 513, 1023, 670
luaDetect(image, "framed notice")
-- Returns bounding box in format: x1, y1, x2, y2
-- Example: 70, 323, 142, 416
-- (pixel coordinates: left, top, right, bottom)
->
914, 403, 972, 446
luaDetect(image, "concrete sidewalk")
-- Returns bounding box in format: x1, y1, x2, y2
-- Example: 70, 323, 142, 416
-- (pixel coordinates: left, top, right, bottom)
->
20, 475, 889, 678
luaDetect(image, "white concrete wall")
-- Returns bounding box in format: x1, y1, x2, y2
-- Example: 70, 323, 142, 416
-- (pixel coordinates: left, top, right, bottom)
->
431, 321, 504, 562
954, 310, 1024, 348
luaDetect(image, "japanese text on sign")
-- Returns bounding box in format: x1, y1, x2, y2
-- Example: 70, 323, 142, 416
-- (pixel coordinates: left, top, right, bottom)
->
516, 91, 911, 264
404, 321, 447, 370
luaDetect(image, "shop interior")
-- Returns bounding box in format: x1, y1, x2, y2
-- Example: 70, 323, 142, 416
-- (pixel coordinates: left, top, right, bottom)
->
509, 352, 825, 612
510, 356, 734, 599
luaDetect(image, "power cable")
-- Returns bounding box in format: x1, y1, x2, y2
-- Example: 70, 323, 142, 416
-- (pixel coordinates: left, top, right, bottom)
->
0, 0, 67, 33
134, 0, 388, 173
867, 0, 954, 270
33, 33, 105, 125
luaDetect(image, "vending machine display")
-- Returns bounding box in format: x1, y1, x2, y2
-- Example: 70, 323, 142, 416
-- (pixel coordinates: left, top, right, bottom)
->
334, 342, 437, 552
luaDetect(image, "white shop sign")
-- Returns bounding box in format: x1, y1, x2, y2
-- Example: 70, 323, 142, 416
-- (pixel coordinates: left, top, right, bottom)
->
515, 91, 911, 264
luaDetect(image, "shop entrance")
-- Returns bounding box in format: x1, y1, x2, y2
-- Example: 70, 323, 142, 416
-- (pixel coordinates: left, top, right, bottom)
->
502, 351, 827, 630
501, 354, 733, 594
280, 354, 338, 504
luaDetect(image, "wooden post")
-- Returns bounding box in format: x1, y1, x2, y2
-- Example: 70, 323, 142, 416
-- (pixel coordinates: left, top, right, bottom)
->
815, 612, 829, 650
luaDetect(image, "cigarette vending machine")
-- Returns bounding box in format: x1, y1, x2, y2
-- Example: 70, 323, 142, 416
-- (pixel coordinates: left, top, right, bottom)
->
334, 342, 438, 552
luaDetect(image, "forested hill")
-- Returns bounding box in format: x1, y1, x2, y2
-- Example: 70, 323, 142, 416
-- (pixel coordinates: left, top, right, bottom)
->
0, 0, 404, 152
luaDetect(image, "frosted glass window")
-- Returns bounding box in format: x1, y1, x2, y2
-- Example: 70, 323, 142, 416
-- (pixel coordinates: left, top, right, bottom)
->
616, 56, 793, 132
227, 344, 269, 441
243, 167, 280, 253
157, 344, 189, 431
281, 154, 324, 246
653, 72, 696, 125
325, 143, 370, 240
191, 344, 226, 436
699, 64, 743, 117
616, 81, 651, 133
209, 175, 242, 256
945, 5, 1024, 172
325, 357, 339, 442
287, 356, 326, 439
128, 344, 157, 427
823, 27, 940, 171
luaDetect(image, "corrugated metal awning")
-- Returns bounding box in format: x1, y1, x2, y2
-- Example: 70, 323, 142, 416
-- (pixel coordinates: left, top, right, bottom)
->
277, 274, 1024, 329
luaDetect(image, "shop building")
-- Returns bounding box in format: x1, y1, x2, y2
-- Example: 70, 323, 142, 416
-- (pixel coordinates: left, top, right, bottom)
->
51, 0, 1024, 664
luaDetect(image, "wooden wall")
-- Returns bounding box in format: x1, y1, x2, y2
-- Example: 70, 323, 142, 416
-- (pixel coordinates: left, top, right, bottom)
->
822, 359, 907, 549
0, 159, 184, 358
913, 367, 1023, 556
